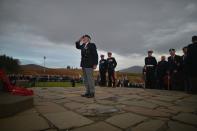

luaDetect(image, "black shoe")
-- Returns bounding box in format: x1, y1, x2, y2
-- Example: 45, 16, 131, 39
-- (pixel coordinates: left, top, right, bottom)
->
81, 93, 89, 97
87, 93, 95, 98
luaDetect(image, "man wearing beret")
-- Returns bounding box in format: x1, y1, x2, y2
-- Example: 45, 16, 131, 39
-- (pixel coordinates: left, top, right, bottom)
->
167, 48, 182, 90
144, 50, 157, 89
99, 55, 108, 87
107, 52, 117, 87
75, 35, 98, 98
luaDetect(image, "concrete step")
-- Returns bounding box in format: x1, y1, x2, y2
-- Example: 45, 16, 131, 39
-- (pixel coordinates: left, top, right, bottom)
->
0, 92, 34, 118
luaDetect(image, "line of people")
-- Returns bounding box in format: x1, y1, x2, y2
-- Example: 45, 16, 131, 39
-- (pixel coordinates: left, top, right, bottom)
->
99, 52, 117, 87
143, 36, 197, 94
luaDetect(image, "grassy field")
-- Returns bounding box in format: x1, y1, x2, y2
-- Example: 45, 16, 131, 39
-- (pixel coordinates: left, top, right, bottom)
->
35, 82, 83, 87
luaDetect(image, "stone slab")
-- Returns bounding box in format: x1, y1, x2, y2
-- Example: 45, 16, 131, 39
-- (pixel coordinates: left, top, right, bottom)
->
64, 102, 87, 110
71, 122, 121, 131
167, 121, 197, 131
43, 111, 93, 130
172, 113, 197, 126
123, 106, 171, 118
36, 102, 67, 113
132, 119, 166, 131
106, 113, 147, 129
120, 100, 158, 109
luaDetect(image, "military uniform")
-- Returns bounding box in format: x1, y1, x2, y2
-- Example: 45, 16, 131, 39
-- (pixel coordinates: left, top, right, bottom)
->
181, 54, 190, 91
99, 58, 108, 86
167, 55, 182, 90
145, 56, 157, 88
107, 57, 117, 87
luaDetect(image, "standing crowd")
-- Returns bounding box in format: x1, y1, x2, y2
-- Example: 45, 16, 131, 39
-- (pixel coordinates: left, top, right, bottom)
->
76, 35, 197, 98
143, 36, 197, 94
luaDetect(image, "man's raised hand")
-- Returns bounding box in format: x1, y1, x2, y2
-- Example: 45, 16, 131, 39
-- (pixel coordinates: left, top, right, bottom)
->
78, 36, 84, 42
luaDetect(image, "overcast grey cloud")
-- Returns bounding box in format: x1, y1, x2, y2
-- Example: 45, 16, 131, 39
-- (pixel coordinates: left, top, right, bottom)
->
0, 0, 197, 69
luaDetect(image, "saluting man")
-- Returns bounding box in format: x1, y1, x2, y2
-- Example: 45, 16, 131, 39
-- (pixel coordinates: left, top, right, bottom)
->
75, 35, 98, 98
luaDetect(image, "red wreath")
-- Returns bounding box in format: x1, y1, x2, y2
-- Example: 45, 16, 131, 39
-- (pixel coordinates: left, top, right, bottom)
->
0, 69, 34, 96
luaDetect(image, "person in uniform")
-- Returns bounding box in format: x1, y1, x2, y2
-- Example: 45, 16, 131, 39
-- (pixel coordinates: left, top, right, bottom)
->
180, 47, 190, 92
99, 55, 108, 86
107, 52, 117, 87
185, 36, 197, 94
167, 48, 182, 90
144, 50, 157, 89
156, 56, 168, 89
75, 35, 98, 98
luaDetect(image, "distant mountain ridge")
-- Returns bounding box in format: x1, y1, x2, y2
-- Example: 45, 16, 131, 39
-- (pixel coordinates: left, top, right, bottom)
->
21, 64, 143, 74
119, 66, 143, 73
20, 64, 47, 70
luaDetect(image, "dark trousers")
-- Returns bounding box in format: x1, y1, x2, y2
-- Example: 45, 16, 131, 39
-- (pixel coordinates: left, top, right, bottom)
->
0, 80, 3, 91
99, 71, 106, 86
108, 70, 116, 87
188, 76, 197, 93
157, 76, 166, 89
170, 72, 184, 90
145, 68, 156, 89
182, 73, 191, 92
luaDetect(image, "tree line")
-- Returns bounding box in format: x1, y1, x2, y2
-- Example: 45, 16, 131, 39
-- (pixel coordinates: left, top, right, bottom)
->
0, 54, 21, 74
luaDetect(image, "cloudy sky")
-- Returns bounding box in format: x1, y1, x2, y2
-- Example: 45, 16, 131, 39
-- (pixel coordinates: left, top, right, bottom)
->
0, 0, 197, 70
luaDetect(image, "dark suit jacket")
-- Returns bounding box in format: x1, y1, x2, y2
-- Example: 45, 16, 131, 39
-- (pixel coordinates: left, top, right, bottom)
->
180, 55, 188, 75
186, 42, 197, 77
168, 55, 182, 74
107, 57, 117, 71
76, 41, 98, 68
99, 59, 108, 72
157, 61, 168, 78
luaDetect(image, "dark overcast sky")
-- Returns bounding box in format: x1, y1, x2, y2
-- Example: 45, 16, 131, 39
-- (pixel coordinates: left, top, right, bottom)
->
0, 0, 197, 69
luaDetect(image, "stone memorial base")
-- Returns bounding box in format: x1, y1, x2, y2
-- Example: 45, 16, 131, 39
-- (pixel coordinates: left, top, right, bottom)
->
0, 92, 33, 118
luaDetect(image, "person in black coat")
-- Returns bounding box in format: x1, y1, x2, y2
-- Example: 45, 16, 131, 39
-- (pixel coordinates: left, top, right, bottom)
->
107, 52, 117, 87
167, 48, 182, 90
75, 35, 98, 98
180, 47, 190, 92
76, 35, 98, 69
99, 55, 108, 86
70, 76, 76, 87
156, 56, 168, 89
144, 50, 157, 89
185, 36, 197, 93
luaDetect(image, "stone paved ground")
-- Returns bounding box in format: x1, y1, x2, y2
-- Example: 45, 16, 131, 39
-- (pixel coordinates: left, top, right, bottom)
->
1, 87, 197, 131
